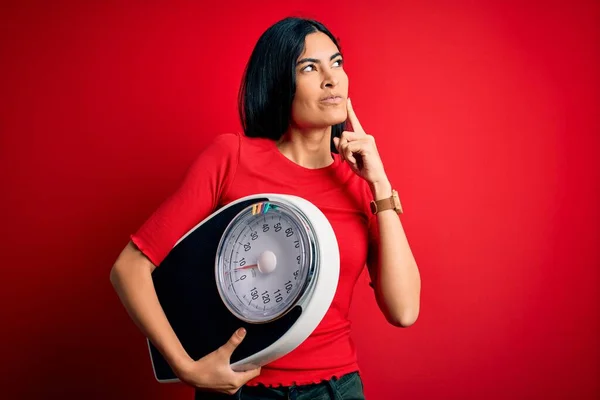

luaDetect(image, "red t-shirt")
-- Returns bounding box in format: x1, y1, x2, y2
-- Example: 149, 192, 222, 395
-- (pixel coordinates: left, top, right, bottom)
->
131, 132, 380, 386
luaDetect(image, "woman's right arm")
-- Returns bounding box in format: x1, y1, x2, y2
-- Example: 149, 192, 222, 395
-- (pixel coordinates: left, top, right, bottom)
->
109, 240, 261, 395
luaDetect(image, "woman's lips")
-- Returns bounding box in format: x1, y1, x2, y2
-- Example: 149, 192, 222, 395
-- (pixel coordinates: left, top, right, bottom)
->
320, 96, 344, 104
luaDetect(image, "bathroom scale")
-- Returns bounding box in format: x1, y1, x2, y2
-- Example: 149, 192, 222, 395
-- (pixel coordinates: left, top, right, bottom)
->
147, 193, 340, 382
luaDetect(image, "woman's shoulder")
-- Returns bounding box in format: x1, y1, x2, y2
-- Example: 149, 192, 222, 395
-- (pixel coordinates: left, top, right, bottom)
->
209, 131, 242, 147
198, 132, 242, 158
195, 131, 274, 167
185, 132, 242, 172
210, 131, 273, 149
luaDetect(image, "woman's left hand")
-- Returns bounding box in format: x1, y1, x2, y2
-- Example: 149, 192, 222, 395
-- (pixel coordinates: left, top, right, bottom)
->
333, 98, 389, 186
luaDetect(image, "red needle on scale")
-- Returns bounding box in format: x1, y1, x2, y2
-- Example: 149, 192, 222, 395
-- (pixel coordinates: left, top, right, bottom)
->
231, 251, 277, 274
234, 264, 258, 271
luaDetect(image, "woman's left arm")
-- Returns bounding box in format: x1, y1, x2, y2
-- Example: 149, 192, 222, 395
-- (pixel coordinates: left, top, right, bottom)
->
367, 180, 421, 327
334, 98, 421, 327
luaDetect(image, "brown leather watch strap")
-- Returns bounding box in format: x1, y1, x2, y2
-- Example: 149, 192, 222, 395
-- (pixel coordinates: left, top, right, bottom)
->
370, 189, 403, 215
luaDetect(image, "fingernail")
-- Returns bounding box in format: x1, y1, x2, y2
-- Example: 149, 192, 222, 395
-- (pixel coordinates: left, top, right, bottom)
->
238, 328, 246, 337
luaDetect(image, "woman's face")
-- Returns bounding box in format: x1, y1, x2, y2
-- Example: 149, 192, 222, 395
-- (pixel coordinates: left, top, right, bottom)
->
291, 31, 349, 130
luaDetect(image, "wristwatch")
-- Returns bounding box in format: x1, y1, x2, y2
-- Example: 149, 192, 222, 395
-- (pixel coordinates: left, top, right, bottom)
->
370, 189, 403, 215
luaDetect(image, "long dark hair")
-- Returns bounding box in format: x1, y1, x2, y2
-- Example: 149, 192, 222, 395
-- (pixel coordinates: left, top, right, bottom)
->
238, 17, 345, 153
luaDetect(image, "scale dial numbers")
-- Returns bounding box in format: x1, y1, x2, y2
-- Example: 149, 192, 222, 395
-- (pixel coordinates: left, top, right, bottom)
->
216, 201, 314, 323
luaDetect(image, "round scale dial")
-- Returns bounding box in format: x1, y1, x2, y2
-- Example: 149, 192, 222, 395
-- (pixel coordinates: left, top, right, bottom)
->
215, 201, 317, 323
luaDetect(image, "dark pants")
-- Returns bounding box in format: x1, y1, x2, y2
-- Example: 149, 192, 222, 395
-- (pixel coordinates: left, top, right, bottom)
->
194, 371, 365, 400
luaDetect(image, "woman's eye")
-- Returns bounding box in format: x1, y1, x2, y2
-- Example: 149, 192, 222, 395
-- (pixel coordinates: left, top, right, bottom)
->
303, 64, 315, 72
333, 59, 344, 67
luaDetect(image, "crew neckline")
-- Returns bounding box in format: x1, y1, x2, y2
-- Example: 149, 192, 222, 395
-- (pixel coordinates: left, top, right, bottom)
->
267, 138, 341, 174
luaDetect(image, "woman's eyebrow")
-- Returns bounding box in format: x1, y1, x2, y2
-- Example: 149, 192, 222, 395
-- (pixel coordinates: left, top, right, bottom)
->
297, 52, 342, 65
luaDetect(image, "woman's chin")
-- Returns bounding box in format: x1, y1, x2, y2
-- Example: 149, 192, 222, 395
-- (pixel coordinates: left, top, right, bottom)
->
323, 111, 347, 127
296, 113, 347, 129
328, 117, 347, 127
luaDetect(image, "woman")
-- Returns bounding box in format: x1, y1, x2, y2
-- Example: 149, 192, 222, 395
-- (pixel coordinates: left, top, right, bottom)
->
110, 17, 421, 399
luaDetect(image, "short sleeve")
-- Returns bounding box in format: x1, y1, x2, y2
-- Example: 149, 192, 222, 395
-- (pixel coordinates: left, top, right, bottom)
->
130, 132, 240, 266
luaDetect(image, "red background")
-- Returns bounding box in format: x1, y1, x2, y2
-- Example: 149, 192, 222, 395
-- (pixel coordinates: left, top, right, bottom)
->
1, 1, 598, 399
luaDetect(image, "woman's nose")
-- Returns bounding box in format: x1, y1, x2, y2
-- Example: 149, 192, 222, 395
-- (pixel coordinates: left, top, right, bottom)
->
322, 71, 339, 89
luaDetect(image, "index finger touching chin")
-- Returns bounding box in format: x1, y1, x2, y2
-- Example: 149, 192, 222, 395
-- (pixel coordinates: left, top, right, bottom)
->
346, 98, 364, 133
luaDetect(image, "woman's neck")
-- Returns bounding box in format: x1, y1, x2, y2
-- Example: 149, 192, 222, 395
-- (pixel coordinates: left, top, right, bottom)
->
276, 127, 334, 169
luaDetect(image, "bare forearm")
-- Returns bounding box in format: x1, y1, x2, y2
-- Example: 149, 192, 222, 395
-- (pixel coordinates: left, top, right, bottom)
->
110, 244, 192, 373
370, 181, 421, 327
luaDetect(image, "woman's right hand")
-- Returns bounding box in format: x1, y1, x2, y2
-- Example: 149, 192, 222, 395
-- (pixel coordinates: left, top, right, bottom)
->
175, 327, 262, 395
110, 242, 260, 395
